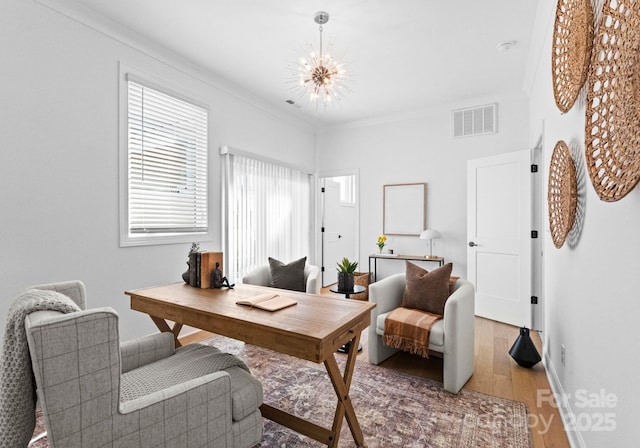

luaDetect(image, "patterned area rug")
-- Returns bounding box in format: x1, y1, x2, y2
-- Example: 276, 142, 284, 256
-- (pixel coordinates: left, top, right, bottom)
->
32, 335, 531, 447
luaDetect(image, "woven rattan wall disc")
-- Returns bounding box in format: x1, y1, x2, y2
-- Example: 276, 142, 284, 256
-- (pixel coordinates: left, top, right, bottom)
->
585, 0, 640, 201
552, 0, 594, 113
548, 140, 578, 249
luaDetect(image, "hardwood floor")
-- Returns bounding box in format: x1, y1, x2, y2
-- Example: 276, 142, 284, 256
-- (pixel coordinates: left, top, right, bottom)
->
180, 301, 569, 448
367, 317, 570, 448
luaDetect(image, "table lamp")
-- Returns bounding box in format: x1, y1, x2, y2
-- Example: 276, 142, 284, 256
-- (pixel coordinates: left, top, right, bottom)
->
419, 228, 441, 259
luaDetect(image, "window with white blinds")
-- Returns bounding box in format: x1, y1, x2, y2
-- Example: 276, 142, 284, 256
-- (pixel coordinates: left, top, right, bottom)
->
124, 79, 208, 242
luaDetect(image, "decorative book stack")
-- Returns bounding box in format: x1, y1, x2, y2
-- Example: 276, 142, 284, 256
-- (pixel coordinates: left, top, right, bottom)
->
188, 251, 224, 288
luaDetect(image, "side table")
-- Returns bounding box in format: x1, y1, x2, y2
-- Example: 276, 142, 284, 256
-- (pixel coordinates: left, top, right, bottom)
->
329, 284, 366, 353
368, 253, 445, 282
329, 284, 366, 298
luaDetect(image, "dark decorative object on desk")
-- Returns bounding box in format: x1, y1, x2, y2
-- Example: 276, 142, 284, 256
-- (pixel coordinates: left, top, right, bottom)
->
212, 262, 234, 289
181, 265, 190, 283
336, 257, 358, 291
182, 242, 200, 283
509, 327, 542, 368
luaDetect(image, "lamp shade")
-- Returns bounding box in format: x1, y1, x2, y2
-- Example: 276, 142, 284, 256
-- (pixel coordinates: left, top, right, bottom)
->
420, 229, 441, 240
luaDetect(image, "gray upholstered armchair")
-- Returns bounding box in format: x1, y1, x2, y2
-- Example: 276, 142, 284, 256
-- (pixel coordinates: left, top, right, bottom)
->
242, 264, 321, 295
368, 274, 475, 394
22, 281, 263, 448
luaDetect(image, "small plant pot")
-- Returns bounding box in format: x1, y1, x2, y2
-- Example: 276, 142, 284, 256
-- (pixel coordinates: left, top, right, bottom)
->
337, 272, 355, 292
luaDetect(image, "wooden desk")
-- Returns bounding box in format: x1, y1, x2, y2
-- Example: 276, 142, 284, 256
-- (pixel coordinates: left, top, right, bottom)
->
368, 253, 445, 282
125, 282, 375, 448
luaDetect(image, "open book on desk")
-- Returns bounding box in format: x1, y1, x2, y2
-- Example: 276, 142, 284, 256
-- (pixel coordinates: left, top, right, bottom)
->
235, 293, 297, 311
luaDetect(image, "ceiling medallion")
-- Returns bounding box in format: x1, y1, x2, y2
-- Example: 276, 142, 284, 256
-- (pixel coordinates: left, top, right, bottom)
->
288, 11, 350, 109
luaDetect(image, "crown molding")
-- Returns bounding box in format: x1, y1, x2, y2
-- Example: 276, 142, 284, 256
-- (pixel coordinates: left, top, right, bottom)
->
33, 0, 317, 134
317, 91, 528, 134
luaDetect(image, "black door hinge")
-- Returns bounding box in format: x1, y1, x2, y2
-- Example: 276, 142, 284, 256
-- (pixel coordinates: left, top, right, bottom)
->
531, 164, 538, 173
531, 296, 538, 304
321, 266, 325, 272
321, 227, 325, 232
531, 230, 538, 238
321, 187, 325, 192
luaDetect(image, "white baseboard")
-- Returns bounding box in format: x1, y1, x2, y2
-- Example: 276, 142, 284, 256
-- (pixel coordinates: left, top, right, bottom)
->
543, 352, 587, 448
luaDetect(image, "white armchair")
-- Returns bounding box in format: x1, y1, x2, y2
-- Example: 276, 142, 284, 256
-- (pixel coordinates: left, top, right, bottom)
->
242, 264, 321, 295
368, 274, 475, 394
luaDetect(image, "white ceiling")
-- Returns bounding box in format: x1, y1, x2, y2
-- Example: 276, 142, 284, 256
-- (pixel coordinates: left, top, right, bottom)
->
57, 0, 539, 126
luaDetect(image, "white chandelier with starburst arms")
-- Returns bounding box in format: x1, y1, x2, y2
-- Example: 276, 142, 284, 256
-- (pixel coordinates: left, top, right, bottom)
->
293, 11, 348, 106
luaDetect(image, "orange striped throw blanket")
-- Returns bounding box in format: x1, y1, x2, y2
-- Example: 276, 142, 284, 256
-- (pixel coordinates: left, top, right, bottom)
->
383, 307, 442, 358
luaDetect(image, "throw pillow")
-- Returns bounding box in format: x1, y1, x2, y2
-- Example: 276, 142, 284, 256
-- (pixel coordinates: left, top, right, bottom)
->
268, 256, 307, 292
401, 261, 453, 315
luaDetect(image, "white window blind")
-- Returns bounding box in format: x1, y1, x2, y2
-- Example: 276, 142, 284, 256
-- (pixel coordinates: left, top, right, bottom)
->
224, 153, 311, 281
127, 80, 208, 236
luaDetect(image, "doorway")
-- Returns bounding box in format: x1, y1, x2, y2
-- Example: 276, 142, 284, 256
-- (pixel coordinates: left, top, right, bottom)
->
319, 173, 359, 287
467, 150, 533, 328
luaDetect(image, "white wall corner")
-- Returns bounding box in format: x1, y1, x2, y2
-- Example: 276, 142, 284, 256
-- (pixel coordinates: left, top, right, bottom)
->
523, 0, 557, 97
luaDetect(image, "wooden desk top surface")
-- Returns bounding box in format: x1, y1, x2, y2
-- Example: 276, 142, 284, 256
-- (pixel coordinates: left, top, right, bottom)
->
125, 282, 375, 363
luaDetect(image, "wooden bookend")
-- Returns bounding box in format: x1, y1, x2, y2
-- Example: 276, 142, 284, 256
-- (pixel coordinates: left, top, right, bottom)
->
200, 252, 224, 289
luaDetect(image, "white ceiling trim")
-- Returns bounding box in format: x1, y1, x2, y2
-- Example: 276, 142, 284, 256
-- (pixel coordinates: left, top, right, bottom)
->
33, 0, 318, 132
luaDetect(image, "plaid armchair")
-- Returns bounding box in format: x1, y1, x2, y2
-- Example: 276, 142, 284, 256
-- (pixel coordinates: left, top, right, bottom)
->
23, 281, 263, 448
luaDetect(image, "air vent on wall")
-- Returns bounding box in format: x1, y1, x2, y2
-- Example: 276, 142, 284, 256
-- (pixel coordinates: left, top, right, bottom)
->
452, 103, 497, 138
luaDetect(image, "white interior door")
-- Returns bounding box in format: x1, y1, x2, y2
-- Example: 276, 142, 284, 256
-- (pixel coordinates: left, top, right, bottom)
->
321, 179, 342, 287
467, 150, 532, 327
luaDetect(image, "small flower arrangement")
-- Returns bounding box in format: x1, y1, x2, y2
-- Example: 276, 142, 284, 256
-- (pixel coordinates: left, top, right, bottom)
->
376, 235, 387, 253
187, 242, 200, 262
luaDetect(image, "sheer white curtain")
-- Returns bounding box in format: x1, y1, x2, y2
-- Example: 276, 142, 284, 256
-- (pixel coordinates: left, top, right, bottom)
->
224, 153, 311, 282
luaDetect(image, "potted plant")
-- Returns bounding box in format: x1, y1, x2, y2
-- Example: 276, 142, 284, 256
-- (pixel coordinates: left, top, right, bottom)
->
182, 242, 200, 283
376, 234, 387, 253
336, 257, 358, 292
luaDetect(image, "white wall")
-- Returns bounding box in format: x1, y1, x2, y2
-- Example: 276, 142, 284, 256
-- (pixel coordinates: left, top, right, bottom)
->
527, 1, 640, 446
0, 0, 315, 340
316, 95, 530, 280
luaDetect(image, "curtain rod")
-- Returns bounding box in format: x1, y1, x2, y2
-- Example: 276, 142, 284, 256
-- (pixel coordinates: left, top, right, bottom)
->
219, 146, 314, 175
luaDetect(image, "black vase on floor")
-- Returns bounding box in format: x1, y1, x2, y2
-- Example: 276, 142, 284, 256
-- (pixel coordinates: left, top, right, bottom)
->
509, 327, 542, 368
337, 272, 355, 292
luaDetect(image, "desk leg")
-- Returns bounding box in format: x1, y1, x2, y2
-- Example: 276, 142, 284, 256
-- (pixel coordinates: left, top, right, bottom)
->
149, 316, 184, 347
147, 311, 367, 447
324, 332, 366, 448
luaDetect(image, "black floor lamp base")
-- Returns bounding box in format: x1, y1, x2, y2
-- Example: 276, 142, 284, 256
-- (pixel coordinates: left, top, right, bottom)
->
509, 327, 541, 368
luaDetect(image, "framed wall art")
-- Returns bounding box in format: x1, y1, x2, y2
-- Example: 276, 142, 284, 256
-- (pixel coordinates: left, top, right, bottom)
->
383, 183, 427, 236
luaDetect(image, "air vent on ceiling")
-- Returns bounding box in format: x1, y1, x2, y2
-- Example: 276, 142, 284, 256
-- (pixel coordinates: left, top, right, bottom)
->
452, 103, 497, 138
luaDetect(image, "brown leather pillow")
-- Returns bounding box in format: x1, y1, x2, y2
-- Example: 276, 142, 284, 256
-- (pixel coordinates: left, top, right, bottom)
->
402, 261, 453, 315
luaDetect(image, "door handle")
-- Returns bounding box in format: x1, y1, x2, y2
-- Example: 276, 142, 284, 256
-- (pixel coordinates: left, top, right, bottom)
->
468, 241, 477, 247
338, 234, 342, 238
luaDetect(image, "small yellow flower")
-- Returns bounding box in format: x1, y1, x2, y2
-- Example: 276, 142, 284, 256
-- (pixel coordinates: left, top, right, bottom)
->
376, 235, 387, 252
